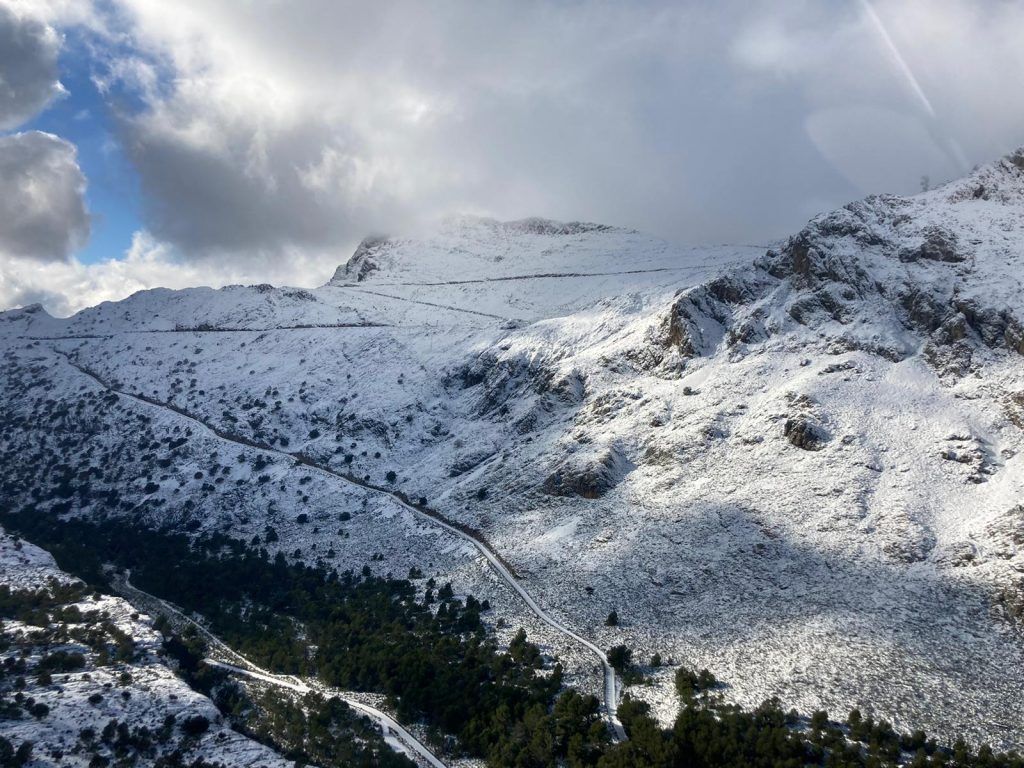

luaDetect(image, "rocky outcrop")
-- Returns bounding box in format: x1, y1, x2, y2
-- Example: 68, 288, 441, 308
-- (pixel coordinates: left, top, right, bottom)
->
482, 217, 612, 237
899, 226, 965, 263
1006, 391, 1024, 430
331, 235, 390, 283
939, 435, 1001, 484
668, 172, 1024, 371
448, 350, 587, 445
784, 417, 828, 451
761, 199, 886, 291
953, 299, 1024, 353
542, 443, 632, 499
632, 272, 778, 375
447, 448, 496, 477
946, 148, 1024, 204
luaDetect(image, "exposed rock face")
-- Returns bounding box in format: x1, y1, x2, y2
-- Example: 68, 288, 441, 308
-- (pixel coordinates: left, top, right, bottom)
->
784, 417, 827, 451
622, 157, 1024, 378
939, 435, 1001, 484
661, 287, 732, 357
998, 583, 1024, 624
453, 349, 585, 425
952, 300, 1024, 352
338, 415, 394, 446
1007, 391, 1024, 429
635, 272, 777, 376
447, 449, 495, 477
331, 235, 390, 283
762, 199, 885, 291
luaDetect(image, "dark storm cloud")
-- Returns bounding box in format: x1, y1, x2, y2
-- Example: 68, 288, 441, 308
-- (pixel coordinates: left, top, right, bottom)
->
0, 131, 90, 261
121, 111, 398, 254
0, 3, 63, 130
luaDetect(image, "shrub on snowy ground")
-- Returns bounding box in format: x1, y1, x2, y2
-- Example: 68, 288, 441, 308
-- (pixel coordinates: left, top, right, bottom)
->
675, 667, 717, 699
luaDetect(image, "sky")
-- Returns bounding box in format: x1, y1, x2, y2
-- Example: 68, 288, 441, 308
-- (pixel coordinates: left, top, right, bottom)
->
1, 0, 1023, 316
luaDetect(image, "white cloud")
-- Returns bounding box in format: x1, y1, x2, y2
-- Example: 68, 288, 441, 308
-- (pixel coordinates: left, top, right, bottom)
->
0, 230, 341, 317
3, 0, 96, 26
91, 1, 780, 252
805, 106, 953, 194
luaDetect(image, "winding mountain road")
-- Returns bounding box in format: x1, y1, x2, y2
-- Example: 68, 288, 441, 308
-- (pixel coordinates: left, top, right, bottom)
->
58, 351, 626, 742
116, 572, 447, 768
203, 661, 447, 768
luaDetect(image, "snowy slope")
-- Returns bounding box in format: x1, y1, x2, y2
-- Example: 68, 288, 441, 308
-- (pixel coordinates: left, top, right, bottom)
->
0, 529, 295, 768
2, 150, 1024, 750
329, 216, 763, 324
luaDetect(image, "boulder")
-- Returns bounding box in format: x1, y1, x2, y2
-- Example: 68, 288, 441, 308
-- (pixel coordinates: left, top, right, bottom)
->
784, 417, 828, 451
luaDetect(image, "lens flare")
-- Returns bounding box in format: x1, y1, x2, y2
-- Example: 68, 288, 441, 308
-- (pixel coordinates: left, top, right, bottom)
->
857, 0, 968, 172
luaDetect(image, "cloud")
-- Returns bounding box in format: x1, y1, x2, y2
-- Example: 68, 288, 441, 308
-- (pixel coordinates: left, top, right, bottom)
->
121, 96, 394, 255
86, 0, 1024, 265
5, 0, 1024, 316
0, 1, 94, 270
0, 2, 65, 129
0, 131, 90, 261
93, 1, 805, 253
0, 229, 341, 316
805, 106, 953, 194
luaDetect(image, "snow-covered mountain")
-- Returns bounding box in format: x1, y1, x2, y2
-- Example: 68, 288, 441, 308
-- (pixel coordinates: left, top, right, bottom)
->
3, 151, 1024, 750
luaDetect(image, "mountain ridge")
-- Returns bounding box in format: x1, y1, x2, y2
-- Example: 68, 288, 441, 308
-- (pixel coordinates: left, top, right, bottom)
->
2, 148, 1024, 750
